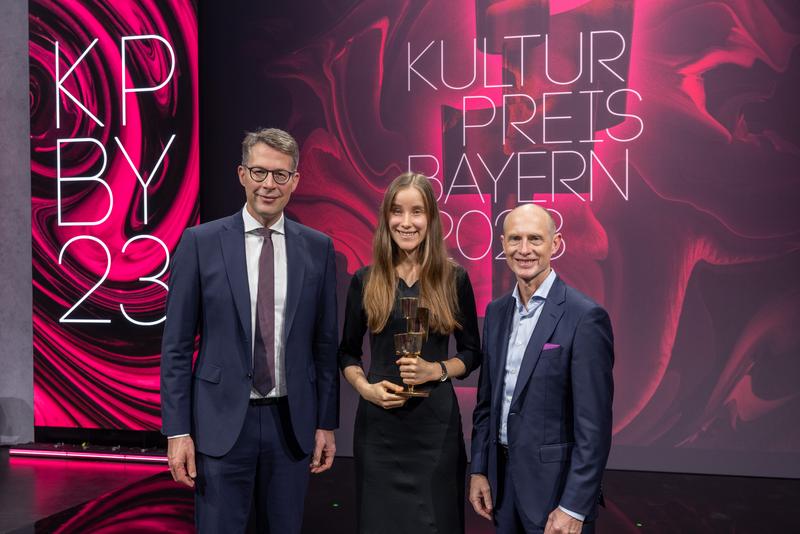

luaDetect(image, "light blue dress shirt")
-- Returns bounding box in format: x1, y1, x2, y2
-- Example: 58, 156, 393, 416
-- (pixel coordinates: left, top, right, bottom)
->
498, 269, 585, 522
499, 269, 556, 445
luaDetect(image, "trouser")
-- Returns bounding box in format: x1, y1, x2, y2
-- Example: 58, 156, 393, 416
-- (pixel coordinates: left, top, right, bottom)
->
195, 399, 310, 534
494, 445, 595, 534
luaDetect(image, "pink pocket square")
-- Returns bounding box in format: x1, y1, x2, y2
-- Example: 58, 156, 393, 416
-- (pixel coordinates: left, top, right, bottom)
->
543, 343, 560, 350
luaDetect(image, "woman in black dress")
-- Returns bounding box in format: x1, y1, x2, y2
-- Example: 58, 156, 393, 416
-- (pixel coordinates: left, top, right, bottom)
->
339, 172, 481, 533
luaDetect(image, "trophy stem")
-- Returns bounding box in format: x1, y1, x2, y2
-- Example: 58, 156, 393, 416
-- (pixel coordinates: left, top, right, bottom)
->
398, 351, 428, 398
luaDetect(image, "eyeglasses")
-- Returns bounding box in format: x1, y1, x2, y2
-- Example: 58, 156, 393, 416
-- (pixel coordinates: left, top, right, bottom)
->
243, 166, 296, 185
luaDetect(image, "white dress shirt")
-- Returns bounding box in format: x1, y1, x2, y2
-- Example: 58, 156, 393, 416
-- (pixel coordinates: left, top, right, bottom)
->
242, 207, 288, 398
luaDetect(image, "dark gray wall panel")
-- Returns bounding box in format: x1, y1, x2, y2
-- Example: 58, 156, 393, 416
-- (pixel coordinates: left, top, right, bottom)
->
0, 0, 33, 445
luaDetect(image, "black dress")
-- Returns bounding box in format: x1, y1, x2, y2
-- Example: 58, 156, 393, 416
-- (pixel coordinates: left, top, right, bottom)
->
338, 265, 482, 534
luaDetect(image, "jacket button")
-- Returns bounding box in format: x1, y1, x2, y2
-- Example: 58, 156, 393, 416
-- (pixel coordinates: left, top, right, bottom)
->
247, 372, 253, 379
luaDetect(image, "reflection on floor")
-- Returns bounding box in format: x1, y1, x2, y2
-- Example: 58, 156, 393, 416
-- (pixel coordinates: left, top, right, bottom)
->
2, 448, 798, 533
0, 449, 165, 533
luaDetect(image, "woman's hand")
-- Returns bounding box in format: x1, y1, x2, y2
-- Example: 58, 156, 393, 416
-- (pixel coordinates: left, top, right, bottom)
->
358, 380, 408, 409
396, 356, 440, 386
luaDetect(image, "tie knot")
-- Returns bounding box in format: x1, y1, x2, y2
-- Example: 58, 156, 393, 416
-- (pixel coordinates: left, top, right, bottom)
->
254, 227, 273, 238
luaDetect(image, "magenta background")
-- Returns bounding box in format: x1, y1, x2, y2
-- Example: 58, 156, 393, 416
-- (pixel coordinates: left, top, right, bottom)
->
30, 0, 199, 430
200, 0, 800, 474
27, 0, 799, 475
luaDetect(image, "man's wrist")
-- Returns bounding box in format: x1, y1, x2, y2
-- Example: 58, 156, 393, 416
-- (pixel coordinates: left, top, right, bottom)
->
558, 506, 585, 522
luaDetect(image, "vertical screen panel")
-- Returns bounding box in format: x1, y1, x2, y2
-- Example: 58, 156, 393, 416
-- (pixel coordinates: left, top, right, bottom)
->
30, 0, 199, 430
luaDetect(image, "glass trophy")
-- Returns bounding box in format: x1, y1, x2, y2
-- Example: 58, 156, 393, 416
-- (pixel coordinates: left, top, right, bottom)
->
395, 297, 430, 398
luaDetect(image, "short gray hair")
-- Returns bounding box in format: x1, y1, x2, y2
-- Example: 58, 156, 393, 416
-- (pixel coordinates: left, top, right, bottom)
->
241, 127, 299, 170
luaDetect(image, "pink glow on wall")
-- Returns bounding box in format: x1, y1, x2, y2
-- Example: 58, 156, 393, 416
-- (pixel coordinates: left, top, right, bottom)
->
249, 0, 799, 459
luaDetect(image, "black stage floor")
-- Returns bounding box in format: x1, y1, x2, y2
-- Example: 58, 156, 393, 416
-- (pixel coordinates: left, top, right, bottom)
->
2, 447, 798, 533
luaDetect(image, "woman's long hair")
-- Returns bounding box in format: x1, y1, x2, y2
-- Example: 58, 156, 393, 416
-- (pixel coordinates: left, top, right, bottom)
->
363, 172, 460, 334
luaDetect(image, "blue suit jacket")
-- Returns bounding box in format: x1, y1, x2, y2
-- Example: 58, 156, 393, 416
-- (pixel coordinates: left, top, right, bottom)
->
160, 211, 339, 457
471, 275, 613, 527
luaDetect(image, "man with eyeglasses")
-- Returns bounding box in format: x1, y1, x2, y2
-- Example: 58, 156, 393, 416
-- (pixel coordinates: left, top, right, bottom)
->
161, 128, 339, 533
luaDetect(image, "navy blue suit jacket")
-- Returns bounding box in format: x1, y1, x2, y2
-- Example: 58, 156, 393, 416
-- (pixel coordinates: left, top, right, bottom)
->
160, 211, 339, 457
471, 275, 613, 526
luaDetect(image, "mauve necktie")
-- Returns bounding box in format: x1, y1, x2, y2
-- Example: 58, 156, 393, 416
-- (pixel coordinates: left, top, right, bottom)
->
252, 227, 275, 396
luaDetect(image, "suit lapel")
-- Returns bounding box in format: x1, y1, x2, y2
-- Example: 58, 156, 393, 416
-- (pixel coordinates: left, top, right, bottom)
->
220, 212, 252, 357
283, 218, 305, 343
511, 277, 566, 407
492, 295, 516, 410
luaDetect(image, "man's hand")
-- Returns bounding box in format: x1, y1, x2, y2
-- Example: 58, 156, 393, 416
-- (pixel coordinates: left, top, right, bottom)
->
469, 474, 493, 521
544, 507, 583, 534
167, 435, 196, 488
310, 429, 336, 474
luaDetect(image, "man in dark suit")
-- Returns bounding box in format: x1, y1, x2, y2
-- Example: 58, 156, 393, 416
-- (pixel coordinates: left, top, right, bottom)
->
469, 204, 614, 534
160, 128, 339, 533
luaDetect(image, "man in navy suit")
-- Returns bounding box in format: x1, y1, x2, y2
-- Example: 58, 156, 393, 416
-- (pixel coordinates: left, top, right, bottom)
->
161, 128, 339, 533
469, 204, 614, 534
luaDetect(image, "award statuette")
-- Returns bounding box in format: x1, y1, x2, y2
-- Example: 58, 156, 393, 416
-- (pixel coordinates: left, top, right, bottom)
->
395, 297, 430, 398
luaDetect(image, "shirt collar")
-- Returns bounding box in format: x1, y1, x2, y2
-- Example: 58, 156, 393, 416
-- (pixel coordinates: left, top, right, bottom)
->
242, 205, 285, 235
512, 269, 557, 313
